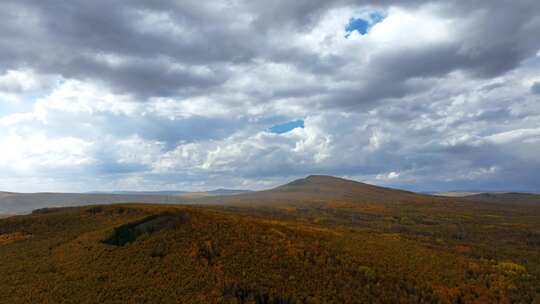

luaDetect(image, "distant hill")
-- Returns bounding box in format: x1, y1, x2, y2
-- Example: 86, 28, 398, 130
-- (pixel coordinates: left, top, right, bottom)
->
204, 175, 440, 207
3, 176, 537, 215
88, 191, 189, 196
463, 192, 540, 206
89, 189, 251, 196
430, 192, 481, 197
206, 189, 252, 196
0, 192, 189, 214
0, 188, 252, 214
0, 191, 15, 198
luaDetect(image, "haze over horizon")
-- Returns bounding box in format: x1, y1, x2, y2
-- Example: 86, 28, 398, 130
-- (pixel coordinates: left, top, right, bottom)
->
1, 1, 540, 193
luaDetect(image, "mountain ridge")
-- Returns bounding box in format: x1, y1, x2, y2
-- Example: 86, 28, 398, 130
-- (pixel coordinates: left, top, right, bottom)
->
2, 175, 538, 214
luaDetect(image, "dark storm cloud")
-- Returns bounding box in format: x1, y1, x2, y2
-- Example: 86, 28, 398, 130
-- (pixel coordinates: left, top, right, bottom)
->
69, 57, 230, 98
246, 0, 423, 31
1, 0, 256, 64
1, 0, 538, 104
0, 0, 260, 98
436, 1, 540, 75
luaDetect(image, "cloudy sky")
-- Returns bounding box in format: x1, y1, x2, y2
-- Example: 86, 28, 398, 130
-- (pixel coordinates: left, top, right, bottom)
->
1, 0, 539, 193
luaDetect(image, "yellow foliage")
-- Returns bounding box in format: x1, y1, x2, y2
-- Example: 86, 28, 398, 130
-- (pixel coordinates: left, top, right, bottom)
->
0, 232, 30, 245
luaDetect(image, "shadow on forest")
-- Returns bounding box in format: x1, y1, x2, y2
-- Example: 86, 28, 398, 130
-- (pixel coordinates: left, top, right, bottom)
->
102, 212, 189, 246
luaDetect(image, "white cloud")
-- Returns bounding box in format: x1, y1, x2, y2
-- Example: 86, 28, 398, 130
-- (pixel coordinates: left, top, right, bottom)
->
148, 96, 233, 119
0, 112, 38, 126
0, 69, 58, 104
366, 6, 453, 47
0, 132, 94, 173
461, 166, 498, 180
34, 80, 138, 117
376, 171, 400, 181
485, 128, 540, 144
0, 69, 47, 93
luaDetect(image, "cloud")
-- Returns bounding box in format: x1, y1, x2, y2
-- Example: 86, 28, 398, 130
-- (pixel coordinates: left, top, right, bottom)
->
485, 128, 540, 145
0, 1, 540, 192
532, 82, 540, 95
0, 69, 58, 106
376, 171, 400, 181
0, 132, 94, 174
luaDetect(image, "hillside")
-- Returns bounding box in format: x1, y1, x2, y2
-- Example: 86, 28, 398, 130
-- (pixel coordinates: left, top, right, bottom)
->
0, 176, 539, 303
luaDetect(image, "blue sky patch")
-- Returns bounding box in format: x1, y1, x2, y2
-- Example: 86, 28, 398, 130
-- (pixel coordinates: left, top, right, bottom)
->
345, 12, 385, 38
269, 120, 304, 134
345, 18, 370, 36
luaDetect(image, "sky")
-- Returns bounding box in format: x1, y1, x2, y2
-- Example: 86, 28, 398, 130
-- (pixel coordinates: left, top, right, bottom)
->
0, 1, 539, 193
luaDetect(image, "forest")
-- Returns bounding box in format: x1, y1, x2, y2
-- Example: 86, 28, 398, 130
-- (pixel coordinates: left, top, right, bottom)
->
0, 176, 539, 303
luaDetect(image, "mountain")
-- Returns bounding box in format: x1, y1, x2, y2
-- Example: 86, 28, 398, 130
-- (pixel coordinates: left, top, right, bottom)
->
1, 176, 539, 303
270, 175, 422, 200
204, 175, 441, 207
